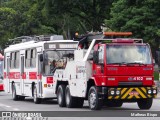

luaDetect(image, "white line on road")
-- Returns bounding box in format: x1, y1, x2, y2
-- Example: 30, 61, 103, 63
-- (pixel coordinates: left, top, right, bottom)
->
6, 106, 11, 108
13, 108, 19, 111
0, 103, 20, 111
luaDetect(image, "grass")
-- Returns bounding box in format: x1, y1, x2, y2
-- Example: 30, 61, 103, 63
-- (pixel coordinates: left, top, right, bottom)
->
154, 71, 159, 81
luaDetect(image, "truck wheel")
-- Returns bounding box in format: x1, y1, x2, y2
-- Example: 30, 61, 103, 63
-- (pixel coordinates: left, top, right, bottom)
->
12, 83, 19, 101
106, 101, 123, 107
57, 85, 66, 107
88, 86, 102, 110
33, 85, 41, 104
65, 85, 77, 108
137, 98, 153, 109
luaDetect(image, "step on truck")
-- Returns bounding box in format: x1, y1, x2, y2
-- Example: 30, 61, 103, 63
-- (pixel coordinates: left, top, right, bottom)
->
51, 32, 157, 110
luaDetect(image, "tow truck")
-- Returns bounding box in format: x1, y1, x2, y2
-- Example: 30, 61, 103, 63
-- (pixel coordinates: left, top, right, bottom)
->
52, 32, 157, 110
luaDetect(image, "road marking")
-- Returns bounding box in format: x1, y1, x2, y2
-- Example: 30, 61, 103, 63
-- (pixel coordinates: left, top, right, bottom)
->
6, 106, 11, 108
0, 103, 20, 111
13, 108, 19, 111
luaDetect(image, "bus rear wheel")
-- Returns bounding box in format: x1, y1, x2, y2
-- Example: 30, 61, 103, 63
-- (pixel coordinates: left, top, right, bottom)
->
137, 98, 153, 109
33, 85, 41, 104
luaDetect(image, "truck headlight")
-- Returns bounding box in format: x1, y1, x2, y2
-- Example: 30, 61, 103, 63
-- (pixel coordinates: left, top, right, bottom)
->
153, 90, 157, 94
116, 90, 120, 95
111, 91, 115, 95
148, 90, 152, 94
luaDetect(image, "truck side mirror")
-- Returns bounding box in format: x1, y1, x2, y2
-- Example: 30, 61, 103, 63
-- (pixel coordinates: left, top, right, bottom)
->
93, 51, 99, 64
40, 54, 43, 62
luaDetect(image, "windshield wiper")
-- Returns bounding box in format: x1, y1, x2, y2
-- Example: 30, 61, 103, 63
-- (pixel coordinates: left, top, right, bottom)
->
127, 62, 146, 66
108, 62, 127, 65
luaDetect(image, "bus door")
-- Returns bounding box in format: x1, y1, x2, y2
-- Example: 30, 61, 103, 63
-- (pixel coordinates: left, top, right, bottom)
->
6, 57, 10, 93
37, 54, 42, 97
20, 56, 25, 95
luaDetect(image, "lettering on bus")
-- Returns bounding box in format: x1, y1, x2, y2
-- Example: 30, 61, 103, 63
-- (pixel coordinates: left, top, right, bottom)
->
44, 43, 78, 49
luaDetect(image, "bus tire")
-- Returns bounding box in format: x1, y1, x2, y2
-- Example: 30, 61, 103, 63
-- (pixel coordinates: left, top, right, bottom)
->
33, 85, 41, 104
57, 85, 66, 107
88, 86, 102, 110
12, 83, 19, 101
137, 98, 153, 109
65, 85, 77, 108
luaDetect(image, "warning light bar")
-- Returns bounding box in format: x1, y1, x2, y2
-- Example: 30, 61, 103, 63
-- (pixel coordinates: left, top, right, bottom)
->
103, 32, 132, 36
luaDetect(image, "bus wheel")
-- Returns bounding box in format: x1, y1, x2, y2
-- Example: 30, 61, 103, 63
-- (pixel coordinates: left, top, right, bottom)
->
57, 85, 66, 107
88, 86, 102, 110
65, 85, 77, 108
137, 98, 153, 109
33, 85, 41, 104
12, 83, 19, 101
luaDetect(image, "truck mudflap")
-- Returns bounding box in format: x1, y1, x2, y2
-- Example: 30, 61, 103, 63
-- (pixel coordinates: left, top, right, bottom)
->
108, 87, 157, 99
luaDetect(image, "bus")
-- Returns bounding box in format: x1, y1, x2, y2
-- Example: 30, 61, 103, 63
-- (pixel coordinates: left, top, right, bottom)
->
3, 36, 78, 103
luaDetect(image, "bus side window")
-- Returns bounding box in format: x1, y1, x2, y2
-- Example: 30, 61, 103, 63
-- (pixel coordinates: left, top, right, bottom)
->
31, 49, 36, 68
25, 50, 31, 68
10, 52, 15, 68
15, 51, 20, 68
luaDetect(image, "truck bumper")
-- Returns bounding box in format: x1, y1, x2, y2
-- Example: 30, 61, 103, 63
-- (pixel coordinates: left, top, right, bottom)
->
106, 86, 157, 100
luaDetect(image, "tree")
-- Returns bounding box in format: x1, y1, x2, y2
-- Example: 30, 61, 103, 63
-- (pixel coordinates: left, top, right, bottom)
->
41, 0, 113, 32
0, 7, 17, 48
106, 0, 160, 55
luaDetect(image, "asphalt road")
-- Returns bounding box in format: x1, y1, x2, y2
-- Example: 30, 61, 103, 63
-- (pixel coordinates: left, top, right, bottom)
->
0, 92, 160, 120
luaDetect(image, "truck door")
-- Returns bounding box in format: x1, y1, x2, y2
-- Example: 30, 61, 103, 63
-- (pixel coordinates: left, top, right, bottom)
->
20, 56, 25, 95
93, 45, 105, 76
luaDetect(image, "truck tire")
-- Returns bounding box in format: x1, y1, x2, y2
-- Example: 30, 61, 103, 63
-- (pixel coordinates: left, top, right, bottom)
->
88, 86, 102, 110
65, 85, 77, 108
57, 85, 66, 107
137, 98, 153, 109
105, 101, 123, 107
33, 85, 41, 104
12, 83, 19, 101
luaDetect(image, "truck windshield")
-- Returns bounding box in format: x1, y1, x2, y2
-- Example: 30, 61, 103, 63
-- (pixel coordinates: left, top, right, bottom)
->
106, 45, 152, 64
44, 50, 74, 75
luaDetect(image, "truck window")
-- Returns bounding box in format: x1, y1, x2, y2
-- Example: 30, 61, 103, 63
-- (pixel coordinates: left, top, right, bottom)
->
106, 45, 152, 64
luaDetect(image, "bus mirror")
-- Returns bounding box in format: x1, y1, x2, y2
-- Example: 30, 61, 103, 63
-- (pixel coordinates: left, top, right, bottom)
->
40, 54, 43, 62
93, 51, 99, 63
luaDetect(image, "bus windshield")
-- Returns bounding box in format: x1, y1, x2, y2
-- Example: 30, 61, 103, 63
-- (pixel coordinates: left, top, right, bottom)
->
106, 45, 152, 64
44, 50, 74, 75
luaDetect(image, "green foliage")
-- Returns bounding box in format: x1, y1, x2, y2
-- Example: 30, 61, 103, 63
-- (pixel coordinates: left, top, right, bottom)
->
0, 0, 113, 49
106, 0, 160, 55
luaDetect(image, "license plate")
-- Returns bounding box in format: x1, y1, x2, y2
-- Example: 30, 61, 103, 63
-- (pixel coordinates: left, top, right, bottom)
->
129, 91, 139, 96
